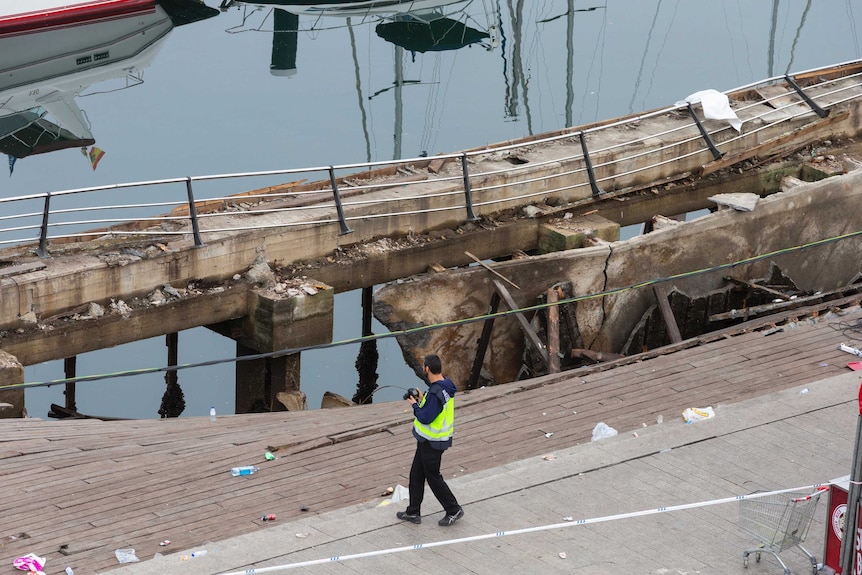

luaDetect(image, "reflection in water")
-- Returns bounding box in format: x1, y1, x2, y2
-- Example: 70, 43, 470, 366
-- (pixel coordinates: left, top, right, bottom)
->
226, 0, 496, 161
0, 1, 217, 172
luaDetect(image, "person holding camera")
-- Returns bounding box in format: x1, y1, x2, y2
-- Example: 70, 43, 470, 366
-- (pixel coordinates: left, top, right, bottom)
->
396, 354, 464, 527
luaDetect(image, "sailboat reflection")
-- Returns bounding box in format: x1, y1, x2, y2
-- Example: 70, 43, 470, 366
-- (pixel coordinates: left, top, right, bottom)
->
0, 1, 218, 167
222, 0, 495, 76
222, 0, 473, 18
375, 14, 489, 53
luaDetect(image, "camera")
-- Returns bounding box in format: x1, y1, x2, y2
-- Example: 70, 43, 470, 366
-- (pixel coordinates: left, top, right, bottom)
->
402, 387, 420, 400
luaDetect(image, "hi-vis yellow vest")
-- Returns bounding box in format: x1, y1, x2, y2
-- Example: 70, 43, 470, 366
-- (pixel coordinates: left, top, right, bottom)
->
413, 388, 454, 444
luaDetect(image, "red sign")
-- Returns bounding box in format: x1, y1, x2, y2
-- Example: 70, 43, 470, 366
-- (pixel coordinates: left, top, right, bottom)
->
826, 485, 848, 572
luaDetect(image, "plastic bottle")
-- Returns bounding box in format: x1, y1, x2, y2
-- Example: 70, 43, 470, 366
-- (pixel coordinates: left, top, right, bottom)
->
210, 406, 216, 422
230, 466, 259, 476
65, 567, 74, 575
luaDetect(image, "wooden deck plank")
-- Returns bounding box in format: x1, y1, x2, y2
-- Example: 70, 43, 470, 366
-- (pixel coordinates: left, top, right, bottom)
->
1, 308, 859, 575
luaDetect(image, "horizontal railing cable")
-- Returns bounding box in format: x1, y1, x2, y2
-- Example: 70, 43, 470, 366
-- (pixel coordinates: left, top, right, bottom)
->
0, 63, 859, 254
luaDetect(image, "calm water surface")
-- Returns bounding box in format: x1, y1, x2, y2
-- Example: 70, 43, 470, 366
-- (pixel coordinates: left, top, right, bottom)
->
13, 0, 862, 418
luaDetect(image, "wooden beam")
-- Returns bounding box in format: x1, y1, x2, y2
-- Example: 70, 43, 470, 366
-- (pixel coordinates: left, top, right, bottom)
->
700, 111, 848, 176
547, 287, 560, 374
723, 276, 790, 300
465, 251, 520, 290
492, 279, 549, 367
653, 284, 682, 344
709, 284, 862, 322
468, 292, 501, 389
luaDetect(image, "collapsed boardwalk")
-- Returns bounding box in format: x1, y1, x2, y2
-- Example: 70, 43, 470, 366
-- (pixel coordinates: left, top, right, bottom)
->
1, 302, 860, 574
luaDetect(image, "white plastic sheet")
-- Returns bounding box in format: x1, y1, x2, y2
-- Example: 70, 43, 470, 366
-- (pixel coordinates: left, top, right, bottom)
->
114, 549, 139, 564
676, 89, 742, 132
591, 422, 618, 441
682, 406, 715, 423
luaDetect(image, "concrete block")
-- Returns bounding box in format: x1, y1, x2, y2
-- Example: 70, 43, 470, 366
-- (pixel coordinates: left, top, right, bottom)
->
245, 281, 334, 351
538, 214, 620, 254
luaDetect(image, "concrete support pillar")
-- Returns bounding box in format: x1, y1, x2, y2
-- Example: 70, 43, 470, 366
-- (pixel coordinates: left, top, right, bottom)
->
216, 280, 333, 413
0, 349, 25, 418
236, 342, 266, 413
235, 347, 302, 413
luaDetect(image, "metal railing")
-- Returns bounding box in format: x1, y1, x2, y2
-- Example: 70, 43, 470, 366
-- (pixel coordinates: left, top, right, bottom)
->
1, 60, 859, 258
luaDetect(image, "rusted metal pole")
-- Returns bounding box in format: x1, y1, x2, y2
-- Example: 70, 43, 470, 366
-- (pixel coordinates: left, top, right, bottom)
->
328, 166, 353, 235
36, 192, 51, 258
185, 179, 205, 247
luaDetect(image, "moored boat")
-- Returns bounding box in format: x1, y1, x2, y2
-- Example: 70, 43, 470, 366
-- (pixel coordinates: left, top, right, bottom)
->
0, 0, 158, 35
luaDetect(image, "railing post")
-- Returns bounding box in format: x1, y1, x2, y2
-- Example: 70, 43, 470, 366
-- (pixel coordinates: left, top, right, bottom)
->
36, 192, 51, 258
328, 166, 353, 235
686, 102, 725, 161
784, 75, 830, 118
579, 131, 604, 197
461, 153, 479, 222
185, 178, 205, 247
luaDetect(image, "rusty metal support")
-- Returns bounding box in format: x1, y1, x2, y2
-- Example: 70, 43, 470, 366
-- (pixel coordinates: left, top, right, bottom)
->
578, 131, 603, 197
461, 153, 479, 222
185, 178, 205, 247
785, 75, 829, 118
36, 192, 51, 257
686, 102, 725, 161
328, 166, 354, 235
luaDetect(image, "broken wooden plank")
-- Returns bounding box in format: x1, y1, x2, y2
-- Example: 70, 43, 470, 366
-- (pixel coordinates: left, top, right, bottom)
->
723, 276, 790, 300
653, 284, 682, 343
547, 287, 560, 374
468, 292, 500, 389
709, 284, 862, 322
700, 111, 849, 176
492, 279, 549, 367
465, 251, 520, 290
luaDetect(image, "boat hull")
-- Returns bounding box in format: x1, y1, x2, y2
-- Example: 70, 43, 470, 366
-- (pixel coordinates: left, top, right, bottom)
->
0, 0, 158, 35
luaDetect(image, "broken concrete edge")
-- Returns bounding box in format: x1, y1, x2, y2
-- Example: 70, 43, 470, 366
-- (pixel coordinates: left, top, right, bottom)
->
371, 166, 862, 387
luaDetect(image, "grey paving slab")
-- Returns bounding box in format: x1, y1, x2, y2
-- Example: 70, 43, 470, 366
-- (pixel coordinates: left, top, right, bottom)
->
105, 372, 861, 575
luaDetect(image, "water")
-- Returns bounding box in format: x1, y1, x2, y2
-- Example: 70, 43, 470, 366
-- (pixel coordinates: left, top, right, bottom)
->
12, 0, 862, 419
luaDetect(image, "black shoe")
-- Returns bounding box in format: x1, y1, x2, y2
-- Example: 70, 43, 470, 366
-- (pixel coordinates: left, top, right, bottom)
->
397, 511, 421, 524
438, 507, 464, 526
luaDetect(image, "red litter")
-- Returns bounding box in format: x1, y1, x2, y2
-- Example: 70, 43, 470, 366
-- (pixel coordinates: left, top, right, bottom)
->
261, 514, 276, 522
849, 362, 862, 371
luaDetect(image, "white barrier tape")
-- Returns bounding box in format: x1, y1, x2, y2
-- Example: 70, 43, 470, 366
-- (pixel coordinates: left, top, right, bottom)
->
222, 482, 829, 574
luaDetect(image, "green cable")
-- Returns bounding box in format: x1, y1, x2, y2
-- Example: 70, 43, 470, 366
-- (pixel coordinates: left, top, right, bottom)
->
7, 227, 862, 391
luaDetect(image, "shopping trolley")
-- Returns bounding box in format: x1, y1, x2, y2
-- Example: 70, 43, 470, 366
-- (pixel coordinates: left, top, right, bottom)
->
738, 487, 827, 575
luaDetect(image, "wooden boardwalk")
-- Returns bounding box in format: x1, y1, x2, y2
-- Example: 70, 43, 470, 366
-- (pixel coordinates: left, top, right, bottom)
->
1, 301, 861, 574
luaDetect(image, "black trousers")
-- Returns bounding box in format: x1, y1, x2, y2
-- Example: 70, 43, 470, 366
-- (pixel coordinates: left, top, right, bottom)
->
406, 440, 460, 516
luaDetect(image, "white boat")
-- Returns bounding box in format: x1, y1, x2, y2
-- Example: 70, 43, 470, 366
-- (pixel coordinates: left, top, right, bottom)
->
0, 0, 159, 34
0, 0, 217, 159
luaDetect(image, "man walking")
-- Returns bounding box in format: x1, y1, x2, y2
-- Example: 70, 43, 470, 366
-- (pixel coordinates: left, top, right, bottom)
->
397, 354, 464, 526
